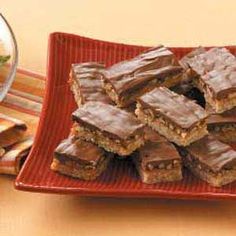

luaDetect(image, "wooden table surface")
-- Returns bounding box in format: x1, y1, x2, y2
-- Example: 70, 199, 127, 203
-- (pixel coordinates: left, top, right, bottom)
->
1, 1, 236, 235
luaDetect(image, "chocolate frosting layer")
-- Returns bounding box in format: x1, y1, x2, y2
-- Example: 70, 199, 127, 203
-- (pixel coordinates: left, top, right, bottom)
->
186, 135, 236, 172
138, 87, 207, 129
183, 47, 236, 76
71, 63, 113, 105
207, 107, 236, 125
72, 102, 145, 139
54, 136, 105, 165
202, 67, 236, 98
113, 66, 182, 95
180, 47, 206, 70
103, 46, 182, 94
139, 139, 181, 169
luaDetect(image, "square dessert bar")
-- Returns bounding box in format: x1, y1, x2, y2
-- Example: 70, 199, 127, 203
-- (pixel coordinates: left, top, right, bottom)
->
207, 107, 236, 143
103, 46, 183, 107
182, 47, 236, 113
133, 134, 182, 184
72, 102, 145, 156
200, 68, 236, 113
136, 87, 208, 146
70, 62, 113, 107
181, 47, 236, 78
0, 114, 27, 147
51, 136, 112, 180
180, 135, 236, 187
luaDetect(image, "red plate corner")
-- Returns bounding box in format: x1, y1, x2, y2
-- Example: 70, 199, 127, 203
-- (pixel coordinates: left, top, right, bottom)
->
15, 32, 236, 199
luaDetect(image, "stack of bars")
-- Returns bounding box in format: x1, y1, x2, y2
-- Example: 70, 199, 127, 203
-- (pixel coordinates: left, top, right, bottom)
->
0, 114, 33, 175
51, 45, 236, 187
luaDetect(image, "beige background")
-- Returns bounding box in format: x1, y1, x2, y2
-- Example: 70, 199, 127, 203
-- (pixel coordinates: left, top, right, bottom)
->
2, 1, 236, 235
2, 0, 236, 74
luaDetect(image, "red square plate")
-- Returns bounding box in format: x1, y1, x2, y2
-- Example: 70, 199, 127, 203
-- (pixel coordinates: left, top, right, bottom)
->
15, 32, 236, 199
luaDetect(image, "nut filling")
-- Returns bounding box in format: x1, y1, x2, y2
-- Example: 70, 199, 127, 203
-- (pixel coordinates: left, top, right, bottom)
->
134, 158, 182, 184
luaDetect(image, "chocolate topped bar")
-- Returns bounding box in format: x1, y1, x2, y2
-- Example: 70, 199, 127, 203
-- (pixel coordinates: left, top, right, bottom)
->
54, 136, 105, 166
181, 135, 236, 187
104, 46, 180, 79
133, 135, 182, 184
73, 102, 144, 140
52, 136, 111, 180
70, 62, 113, 106
182, 47, 236, 77
72, 102, 145, 156
180, 47, 206, 71
186, 136, 236, 172
138, 87, 207, 129
201, 68, 236, 99
103, 46, 183, 107
105, 66, 182, 95
136, 87, 208, 146
181, 47, 236, 113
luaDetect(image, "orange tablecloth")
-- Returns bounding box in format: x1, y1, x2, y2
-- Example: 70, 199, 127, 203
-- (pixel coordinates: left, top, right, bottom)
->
0, 68, 44, 134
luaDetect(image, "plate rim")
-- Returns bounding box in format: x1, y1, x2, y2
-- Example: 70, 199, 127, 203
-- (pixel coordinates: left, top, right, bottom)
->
14, 32, 236, 200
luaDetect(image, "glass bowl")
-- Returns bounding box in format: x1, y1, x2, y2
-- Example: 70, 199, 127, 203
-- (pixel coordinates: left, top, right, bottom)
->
0, 13, 18, 101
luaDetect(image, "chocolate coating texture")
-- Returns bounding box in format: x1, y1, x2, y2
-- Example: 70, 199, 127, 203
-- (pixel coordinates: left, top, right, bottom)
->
72, 102, 145, 140
139, 139, 181, 170
186, 135, 236, 172
103, 46, 182, 94
54, 136, 105, 166
71, 63, 113, 104
183, 47, 236, 76
202, 67, 236, 98
138, 87, 207, 129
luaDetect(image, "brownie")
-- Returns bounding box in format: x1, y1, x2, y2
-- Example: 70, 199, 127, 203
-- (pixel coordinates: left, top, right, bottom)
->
70, 62, 113, 107
135, 87, 208, 146
180, 135, 236, 187
103, 46, 183, 107
51, 136, 112, 180
0, 114, 27, 147
207, 107, 236, 143
72, 101, 145, 156
133, 134, 182, 184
